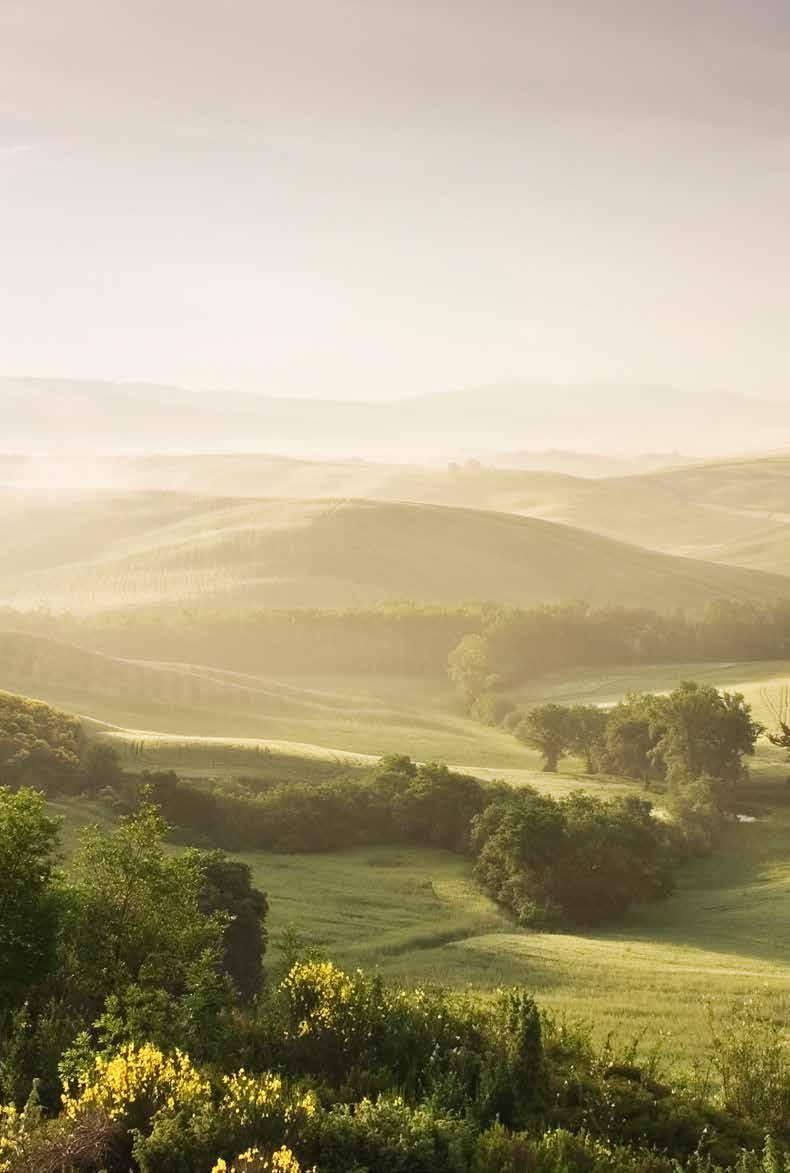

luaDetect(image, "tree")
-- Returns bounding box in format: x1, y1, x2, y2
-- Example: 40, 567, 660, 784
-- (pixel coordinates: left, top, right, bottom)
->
395, 762, 502, 853
196, 852, 268, 1002
65, 801, 226, 1012
565, 705, 608, 773
471, 788, 565, 925
81, 743, 123, 791
0, 787, 61, 1011
512, 704, 572, 772
604, 693, 661, 784
447, 633, 498, 706
550, 793, 673, 924
653, 682, 762, 786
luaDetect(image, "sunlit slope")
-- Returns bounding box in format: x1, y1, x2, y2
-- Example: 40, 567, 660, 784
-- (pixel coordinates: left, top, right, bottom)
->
2, 491, 789, 612
0, 632, 539, 767
530, 454, 790, 569
8, 451, 790, 572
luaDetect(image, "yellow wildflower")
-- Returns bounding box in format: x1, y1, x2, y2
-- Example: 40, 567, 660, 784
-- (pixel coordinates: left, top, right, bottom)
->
62, 1042, 210, 1121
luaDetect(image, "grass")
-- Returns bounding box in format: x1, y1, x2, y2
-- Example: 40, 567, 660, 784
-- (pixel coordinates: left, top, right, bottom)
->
249, 751, 790, 1065
47, 745, 790, 1067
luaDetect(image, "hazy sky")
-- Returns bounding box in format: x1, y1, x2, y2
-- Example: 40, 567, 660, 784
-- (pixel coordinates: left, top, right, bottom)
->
2, 0, 789, 400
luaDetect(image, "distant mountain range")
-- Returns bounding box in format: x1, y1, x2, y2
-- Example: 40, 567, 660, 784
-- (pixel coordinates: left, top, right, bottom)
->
2, 377, 787, 458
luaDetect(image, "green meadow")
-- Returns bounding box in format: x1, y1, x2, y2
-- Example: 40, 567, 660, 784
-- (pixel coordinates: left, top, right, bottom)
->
46, 741, 790, 1068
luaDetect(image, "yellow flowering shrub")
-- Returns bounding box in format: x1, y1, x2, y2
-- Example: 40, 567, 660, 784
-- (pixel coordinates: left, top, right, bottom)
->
0, 1103, 23, 1173
211, 1145, 313, 1172
279, 960, 355, 1039
62, 1042, 211, 1123
221, 1070, 318, 1128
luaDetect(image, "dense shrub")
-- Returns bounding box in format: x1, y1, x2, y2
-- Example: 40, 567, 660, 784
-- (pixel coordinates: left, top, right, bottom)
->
471, 789, 675, 928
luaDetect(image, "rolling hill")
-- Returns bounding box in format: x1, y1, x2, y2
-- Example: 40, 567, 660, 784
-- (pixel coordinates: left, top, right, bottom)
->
8, 448, 790, 576
0, 629, 537, 767
2, 489, 789, 613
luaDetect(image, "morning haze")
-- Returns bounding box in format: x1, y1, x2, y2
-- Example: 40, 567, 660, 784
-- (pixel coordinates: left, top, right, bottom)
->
3, 5, 790, 1171
2, 1, 790, 402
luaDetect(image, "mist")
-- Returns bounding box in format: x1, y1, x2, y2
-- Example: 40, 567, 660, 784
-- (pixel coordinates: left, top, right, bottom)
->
3, 1, 790, 403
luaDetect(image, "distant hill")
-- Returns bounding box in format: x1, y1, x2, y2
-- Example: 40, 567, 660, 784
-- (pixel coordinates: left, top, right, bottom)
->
1, 489, 788, 613
1, 376, 787, 458
9, 448, 790, 574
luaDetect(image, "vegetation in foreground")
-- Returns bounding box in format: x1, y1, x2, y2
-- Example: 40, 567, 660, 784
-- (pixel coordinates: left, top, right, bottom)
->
2, 788, 790, 1173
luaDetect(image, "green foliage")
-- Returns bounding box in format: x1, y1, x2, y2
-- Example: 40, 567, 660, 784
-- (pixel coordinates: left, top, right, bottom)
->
134, 756, 505, 857
0, 692, 82, 793
448, 634, 499, 705
198, 852, 269, 1003
472, 788, 675, 927
707, 999, 790, 1135
471, 789, 566, 925
0, 794, 270, 1108
511, 704, 574, 771
604, 694, 660, 783
510, 684, 761, 795
0, 962, 781, 1173
0, 788, 61, 1012
446, 599, 790, 710
65, 801, 225, 1009
567, 705, 610, 773
651, 683, 763, 787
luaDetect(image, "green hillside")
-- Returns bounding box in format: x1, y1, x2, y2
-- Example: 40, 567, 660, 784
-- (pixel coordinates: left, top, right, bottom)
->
0, 630, 543, 769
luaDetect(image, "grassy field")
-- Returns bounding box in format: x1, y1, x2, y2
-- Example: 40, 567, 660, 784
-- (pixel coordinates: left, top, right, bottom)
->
242, 750, 790, 1065
74, 673, 544, 771
48, 746, 790, 1068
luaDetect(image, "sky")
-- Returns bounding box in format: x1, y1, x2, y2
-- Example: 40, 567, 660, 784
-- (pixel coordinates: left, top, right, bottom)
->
1, 0, 789, 401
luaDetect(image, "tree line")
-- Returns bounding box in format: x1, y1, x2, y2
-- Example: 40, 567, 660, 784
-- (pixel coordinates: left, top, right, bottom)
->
448, 598, 790, 717
6, 596, 790, 682
509, 681, 761, 785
